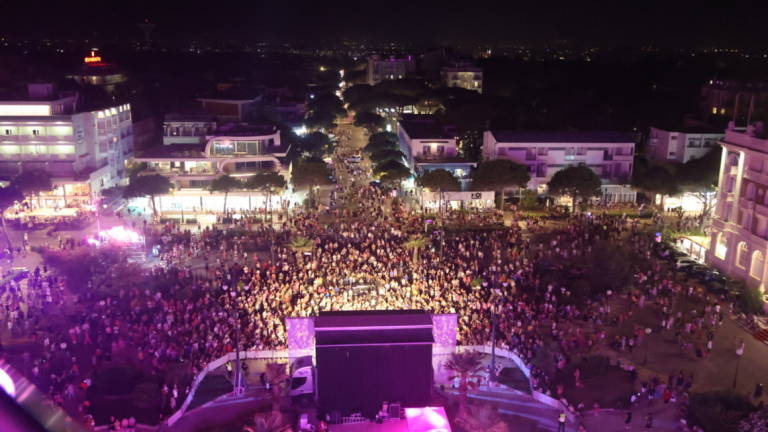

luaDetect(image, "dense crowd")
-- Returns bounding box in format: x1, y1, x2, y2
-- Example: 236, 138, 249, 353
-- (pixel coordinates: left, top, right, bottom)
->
0, 143, 738, 432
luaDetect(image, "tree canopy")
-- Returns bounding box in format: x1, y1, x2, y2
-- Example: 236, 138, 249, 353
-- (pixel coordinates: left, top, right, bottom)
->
471, 160, 530, 191
209, 174, 242, 194
291, 160, 332, 190
547, 165, 603, 209
298, 131, 332, 158
11, 169, 52, 196
374, 159, 411, 185
246, 172, 287, 192
676, 146, 721, 192
353, 111, 385, 132
417, 169, 461, 192
364, 132, 399, 153
123, 174, 173, 216
369, 149, 406, 164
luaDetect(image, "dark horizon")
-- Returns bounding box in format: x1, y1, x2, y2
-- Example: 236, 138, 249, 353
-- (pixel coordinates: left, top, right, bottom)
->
3, 1, 768, 49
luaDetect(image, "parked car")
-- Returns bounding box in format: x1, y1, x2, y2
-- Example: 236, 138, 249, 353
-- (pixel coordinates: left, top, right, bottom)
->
675, 258, 699, 269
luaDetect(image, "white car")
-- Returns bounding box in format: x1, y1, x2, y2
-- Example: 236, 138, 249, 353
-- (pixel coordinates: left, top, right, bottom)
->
675, 258, 698, 269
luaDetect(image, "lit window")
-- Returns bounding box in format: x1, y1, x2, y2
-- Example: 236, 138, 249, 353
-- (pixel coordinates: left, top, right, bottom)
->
720, 108, 726, 115
715, 232, 727, 259
712, 107, 718, 114
751, 251, 765, 279
736, 242, 748, 268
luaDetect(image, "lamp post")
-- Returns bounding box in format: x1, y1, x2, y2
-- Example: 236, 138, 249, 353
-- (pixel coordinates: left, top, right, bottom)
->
231, 284, 244, 395
733, 340, 745, 389
489, 304, 498, 383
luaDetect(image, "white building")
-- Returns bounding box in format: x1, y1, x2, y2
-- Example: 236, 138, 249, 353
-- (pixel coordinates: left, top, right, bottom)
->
162, 114, 217, 145
648, 126, 723, 164
397, 115, 475, 189
0, 83, 132, 209
366, 55, 415, 85
441, 63, 483, 94
133, 123, 290, 215
482, 130, 637, 202
708, 123, 768, 288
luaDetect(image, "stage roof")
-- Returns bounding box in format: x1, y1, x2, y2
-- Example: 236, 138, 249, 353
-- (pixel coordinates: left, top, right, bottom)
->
315, 310, 433, 347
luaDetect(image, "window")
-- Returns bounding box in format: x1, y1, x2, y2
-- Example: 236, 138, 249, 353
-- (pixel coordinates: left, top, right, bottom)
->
3, 129, 10, 135
736, 242, 748, 269
687, 138, 702, 148
751, 251, 765, 279
715, 232, 728, 259
538, 147, 548, 155
747, 183, 757, 200
31, 129, 40, 136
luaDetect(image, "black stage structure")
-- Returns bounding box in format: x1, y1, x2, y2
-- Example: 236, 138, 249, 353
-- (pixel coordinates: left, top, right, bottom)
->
315, 310, 434, 417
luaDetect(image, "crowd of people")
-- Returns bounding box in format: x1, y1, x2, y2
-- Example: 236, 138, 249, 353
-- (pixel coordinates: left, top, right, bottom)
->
0, 136, 746, 432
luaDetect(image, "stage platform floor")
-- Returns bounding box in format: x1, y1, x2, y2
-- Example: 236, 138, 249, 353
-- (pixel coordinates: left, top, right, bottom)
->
329, 420, 409, 432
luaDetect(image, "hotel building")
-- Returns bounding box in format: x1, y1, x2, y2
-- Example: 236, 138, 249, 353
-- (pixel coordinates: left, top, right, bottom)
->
708, 123, 768, 288
366, 55, 416, 85
648, 126, 724, 164
0, 83, 132, 210
482, 130, 637, 202
133, 123, 290, 214
441, 63, 483, 94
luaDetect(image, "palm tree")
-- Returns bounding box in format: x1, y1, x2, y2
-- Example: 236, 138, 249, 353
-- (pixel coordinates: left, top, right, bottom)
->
264, 362, 290, 415
403, 234, 428, 264
444, 351, 484, 414
288, 236, 313, 265
455, 404, 509, 432
243, 412, 292, 432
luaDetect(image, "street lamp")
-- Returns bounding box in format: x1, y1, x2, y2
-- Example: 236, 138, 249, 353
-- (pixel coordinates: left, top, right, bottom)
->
230, 284, 245, 395
733, 340, 745, 389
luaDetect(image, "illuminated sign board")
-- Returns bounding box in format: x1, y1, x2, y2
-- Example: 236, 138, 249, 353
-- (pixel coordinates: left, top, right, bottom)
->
84, 50, 102, 64
0, 105, 51, 116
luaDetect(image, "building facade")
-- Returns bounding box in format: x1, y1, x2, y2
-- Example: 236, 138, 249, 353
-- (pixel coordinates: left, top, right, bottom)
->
708, 123, 768, 288
441, 63, 483, 93
133, 124, 289, 215
648, 126, 724, 164
0, 83, 132, 210
482, 130, 636, 202
366, 55, 415, 85
700, 79, 768, 121
66, 51, 128, 95
162, 114, 217, 145
397, 115, 475, 189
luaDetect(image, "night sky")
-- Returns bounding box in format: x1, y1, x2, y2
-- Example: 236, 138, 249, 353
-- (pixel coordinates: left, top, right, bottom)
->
4, 0, 768, 48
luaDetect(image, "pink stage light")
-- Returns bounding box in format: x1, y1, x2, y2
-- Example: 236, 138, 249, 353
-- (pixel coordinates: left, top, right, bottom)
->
98, 226, 143, 244
405, 407, 450, 432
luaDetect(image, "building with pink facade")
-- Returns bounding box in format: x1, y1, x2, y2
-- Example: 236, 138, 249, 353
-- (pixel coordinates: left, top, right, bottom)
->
482, 130, 637, 202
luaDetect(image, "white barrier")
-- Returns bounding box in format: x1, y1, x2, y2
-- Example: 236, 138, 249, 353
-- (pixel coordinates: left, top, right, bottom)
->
165, 349, 292, 427
459, 344, 576, 422
164, 344, 575, 427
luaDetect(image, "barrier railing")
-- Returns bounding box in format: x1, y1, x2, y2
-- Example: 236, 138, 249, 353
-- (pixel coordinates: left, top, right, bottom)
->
165, 349, 291, 427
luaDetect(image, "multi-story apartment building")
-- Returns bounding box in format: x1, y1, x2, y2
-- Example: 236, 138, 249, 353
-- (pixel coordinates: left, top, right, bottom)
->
708, 123, 768, 287
700, 79, 768, 121
648, 126, 724, 164
482, 130, 637, 202
397, 115, 475, 189
133, 123, 289, 214
441, 63, 483, 94
366, 55, 415, 85
0, 83, 132, 209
